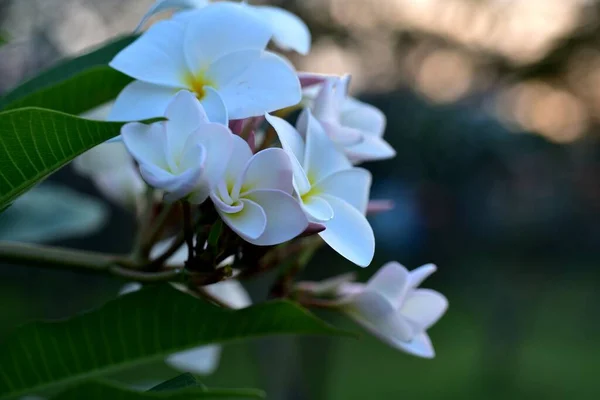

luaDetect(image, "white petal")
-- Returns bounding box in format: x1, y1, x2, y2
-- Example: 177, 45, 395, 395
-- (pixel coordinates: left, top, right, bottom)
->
312, 78, 339, 123
244, 189, 308, 246
401, 289, 448, 331
318, 195, 374, 267
110, 20, 188, 88
344, 291, 414, 342
265, 113, 310, 194
149, 164, 203, 202
240, 148, 293, 195
108, 81, 177, 122
199, 87, 228, 125
303, 110, 352, 183
265, 113, 304, 161
121, 122, 168, 169
204, 280, 251, 309
409, 263, 437, 289
341, 97, 386, 137
207, 49, 262, 88
136, 0, 210, 32
119, 282, 142, 296
218, 52, 301, 119
345, 135, 396, 163
393, 332, 436, 359
313, 168, 371, 214
218, 198, 267, 241
224, 135, 253, 193
302, 195, 333, 222
167, 345, 222, 375
364, 262, 410, 308
165, 90, 209, 159
93, 167, 146, 207
320, 121, 363, 146
183, 3, 271, 73
150, 238, 187, 265
252, 5, 311, 55
187, 124, 234, 203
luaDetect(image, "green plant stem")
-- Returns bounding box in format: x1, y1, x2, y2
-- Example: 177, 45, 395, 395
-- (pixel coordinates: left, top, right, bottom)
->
0, 241, 182, 283
131, 186, 155, 261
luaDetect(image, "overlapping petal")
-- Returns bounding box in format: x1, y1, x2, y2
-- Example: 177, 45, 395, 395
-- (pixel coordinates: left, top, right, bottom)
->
252, 5, 311, 55
218, 52, 301, 119
364, 262, 410, 309
244, 189, 308, 245
108, 81, 176, 122
313, 168, 371, 214
401, 289, 448, 331
318, 195, 375, 267
218, 198, 267, 241
240, 148, 294, 195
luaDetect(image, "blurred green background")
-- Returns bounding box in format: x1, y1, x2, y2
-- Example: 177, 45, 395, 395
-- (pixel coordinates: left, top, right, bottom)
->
1, 0, 600, 398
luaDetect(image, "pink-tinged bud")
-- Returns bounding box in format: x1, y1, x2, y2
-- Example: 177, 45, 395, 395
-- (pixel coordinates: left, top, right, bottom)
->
300, 222, 326, 237
298, 72, 331, 88
367, 200, 394, 215
229, 119, 245, 135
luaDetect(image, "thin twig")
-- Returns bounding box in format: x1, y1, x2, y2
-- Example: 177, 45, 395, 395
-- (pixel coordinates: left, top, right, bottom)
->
182, 201, 194, 263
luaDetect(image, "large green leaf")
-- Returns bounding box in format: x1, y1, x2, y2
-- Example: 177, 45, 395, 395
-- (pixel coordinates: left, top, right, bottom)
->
0, 285, 349, 399
51, 380, 264, 400
149, 374, 201, 392
0, 107, 123, 210
0, 35, 136, 113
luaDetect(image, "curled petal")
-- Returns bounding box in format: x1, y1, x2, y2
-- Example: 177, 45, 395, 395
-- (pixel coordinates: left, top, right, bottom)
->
121, 122, 168, 169
409, 263, 437, 289
392, 332, 436, 359
110, 20, 188, 88
244, 189, 308, 246
225, 135, 254, 193
108, 81, 177, 122
240, 148, 294, 195
341, 97, 386, 137
165, 90, 210, 160
344, 290, 414, 342
318, 195, 375, 267
218, 198, 267, 241
401, 289, 448, 332
345, 135, 396, 163
302, 195, 334, 222
364, 261, 410, 309
313, 167, 371, 214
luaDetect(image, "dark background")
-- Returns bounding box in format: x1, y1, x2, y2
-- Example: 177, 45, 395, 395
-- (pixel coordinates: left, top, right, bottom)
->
1, 0, 599, 399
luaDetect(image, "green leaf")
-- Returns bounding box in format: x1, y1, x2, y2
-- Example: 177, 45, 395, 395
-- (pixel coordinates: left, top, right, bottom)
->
208, 220, 224, 248
149, 374, 202, 392
0, 107, 124, 210
0, 35, 136, 113
0, 182, 108, 242
51, 380, 264, 400
0, 285, 349, 399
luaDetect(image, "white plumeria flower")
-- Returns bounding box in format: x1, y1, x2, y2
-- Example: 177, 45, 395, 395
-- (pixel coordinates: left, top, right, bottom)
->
338, 262, 448, 358
120, 240, 251, 375
109, 2, 301, 123
74, 103, 146, 207
211, 135, 308, 245
265, 110, 375, 267
305, 75, 395, 164
121, 90, 233, 204
136, 0, 311, 55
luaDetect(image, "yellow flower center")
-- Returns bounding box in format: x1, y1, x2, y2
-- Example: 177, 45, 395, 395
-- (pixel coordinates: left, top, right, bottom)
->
184, 71, 215, 101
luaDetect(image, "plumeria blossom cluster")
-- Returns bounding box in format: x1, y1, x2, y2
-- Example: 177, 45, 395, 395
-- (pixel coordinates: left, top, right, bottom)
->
73, 0, 447, 371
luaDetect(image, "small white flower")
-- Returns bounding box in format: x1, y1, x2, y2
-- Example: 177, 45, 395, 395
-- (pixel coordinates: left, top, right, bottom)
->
120, 240, 251, 375
306, 75, 396, 164
211, 135, 308, 246
136, 0, 311, 55
265, 110, 375, 267
338, 262, 448, 358
110, 2, 301, 123
121, 90, 233, 204
74, 103, 146, 207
